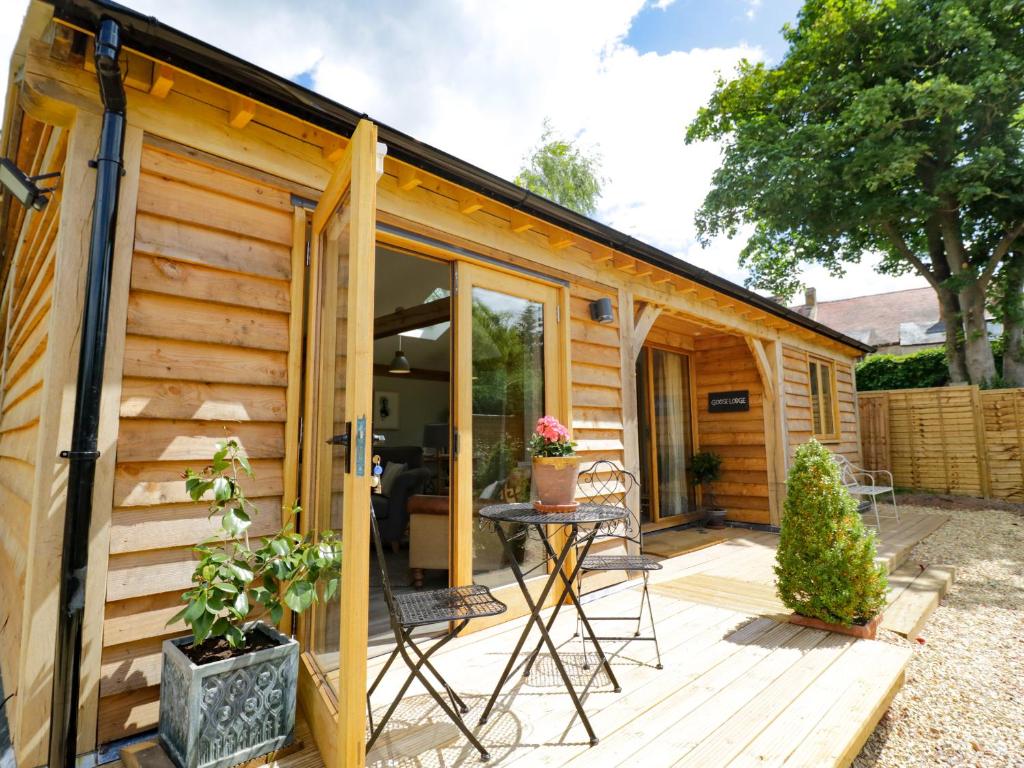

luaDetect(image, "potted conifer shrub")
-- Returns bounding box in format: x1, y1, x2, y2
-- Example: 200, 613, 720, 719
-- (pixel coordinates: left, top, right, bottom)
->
528, 416, 580, 510
159, 441, 341, 768
691, 450, 725, 528
775, 440, 888, 639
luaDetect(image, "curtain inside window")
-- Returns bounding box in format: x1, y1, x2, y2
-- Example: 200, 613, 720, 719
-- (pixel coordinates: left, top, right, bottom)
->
652, 349, 692, 517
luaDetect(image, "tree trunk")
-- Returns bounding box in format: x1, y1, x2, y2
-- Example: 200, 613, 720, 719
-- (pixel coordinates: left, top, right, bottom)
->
1000, 252, 1024, 387
935, 287, 969, 383
959, 281, 997, 385
921, 211, 969, 383
940, 206, 997, 385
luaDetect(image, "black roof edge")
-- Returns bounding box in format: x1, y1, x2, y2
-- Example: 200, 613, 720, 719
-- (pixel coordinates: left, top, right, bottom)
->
42, 0, 873, 354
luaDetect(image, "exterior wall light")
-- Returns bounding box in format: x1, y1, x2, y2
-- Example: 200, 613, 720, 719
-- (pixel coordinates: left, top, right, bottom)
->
0, 158, 60, 211
589, 297, 614, 324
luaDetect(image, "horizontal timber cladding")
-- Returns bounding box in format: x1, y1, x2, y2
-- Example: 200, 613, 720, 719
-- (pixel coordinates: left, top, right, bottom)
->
97, 143, 300, 742
0, 120, 67, 734
693, 334, 770, 525
859, 385, 1024, 501
781, 344, 861, 466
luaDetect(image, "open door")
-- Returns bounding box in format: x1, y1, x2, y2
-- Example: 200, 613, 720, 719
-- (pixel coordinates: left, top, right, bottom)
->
452, 262, 569, 624
298, 119, 380, 768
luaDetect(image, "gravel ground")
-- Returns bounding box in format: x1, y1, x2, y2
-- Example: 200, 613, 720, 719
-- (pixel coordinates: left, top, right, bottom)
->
855, 502, 1024, 768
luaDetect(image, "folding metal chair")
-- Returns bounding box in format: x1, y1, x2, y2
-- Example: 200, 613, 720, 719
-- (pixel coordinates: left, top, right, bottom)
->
574, 460, 664, 669
366, 504, 507, 760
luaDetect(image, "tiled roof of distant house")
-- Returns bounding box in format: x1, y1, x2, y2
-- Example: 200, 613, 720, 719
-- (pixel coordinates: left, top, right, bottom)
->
791, 287, 941, 348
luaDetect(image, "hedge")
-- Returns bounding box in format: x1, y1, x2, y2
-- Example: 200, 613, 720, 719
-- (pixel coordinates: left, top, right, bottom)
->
856, 340, 1005, 391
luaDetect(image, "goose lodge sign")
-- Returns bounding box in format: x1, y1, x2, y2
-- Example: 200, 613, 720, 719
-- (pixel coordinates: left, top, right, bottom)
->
708, 390, 750, 413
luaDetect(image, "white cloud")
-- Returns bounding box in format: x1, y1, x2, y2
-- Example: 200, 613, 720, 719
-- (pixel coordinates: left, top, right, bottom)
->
746, 0, 764, 20
0, 0, 924, 304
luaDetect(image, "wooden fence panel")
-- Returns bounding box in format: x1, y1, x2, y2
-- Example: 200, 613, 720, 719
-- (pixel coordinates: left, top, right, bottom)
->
858, 385, 1024, 500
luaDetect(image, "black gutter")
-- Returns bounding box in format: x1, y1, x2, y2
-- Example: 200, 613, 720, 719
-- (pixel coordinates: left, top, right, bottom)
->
44, 0, 872, 354
48, 16, 126, 768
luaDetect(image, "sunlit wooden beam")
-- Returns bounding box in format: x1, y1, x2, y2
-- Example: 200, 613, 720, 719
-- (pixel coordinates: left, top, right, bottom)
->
510, 211, 534, 233
149, 64, 175, 99
548, 231, 574, 250
323, 138, 345, 163
398, 165, 423, 191
458, 192, 484, 215
228, 94, 256, 129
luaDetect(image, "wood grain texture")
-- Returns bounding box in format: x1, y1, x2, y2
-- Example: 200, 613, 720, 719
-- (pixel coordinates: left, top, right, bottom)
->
97, 145, 301, 741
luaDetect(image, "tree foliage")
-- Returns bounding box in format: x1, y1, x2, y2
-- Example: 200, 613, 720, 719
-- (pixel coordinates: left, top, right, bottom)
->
515, 119, 605, 216
687, 0, 1024, 386
775, 440, 888, 626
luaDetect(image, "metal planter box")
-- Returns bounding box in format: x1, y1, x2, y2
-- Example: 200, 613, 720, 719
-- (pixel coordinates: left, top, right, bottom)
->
158, 622, 298, 768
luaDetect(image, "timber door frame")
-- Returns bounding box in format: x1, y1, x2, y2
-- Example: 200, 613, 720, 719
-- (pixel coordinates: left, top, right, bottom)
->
638, 342, 702, 531
451, 261, 571, 629
296, 119, 379, 768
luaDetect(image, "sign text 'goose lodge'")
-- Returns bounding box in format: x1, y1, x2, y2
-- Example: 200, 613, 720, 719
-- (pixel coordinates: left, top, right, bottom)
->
708, 390, 750, 413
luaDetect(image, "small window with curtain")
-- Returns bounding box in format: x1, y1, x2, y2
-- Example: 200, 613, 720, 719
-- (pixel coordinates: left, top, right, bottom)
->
808, 358, 838, 440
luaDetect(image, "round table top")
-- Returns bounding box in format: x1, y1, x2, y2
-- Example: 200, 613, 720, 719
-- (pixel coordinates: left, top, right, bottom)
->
478, 502, 626, 525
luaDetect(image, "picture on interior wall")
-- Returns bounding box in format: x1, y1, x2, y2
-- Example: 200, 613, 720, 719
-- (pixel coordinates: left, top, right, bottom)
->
374, 391, 400, 430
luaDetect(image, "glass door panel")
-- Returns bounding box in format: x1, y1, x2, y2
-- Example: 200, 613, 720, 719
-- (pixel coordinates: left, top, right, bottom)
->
469, 286, 547, 588
638, 346, 698, 526
297, 120, 379, 738
453, 264, 565, 615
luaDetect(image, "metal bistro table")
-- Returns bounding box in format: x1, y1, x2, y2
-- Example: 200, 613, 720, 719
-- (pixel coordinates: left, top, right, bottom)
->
477, 502, 627, 745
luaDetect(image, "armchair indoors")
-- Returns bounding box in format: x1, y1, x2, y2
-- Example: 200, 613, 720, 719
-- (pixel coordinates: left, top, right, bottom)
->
370, 446, 432, 549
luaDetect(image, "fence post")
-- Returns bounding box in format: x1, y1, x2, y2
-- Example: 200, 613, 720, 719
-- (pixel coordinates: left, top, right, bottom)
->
970, 385, 991, 498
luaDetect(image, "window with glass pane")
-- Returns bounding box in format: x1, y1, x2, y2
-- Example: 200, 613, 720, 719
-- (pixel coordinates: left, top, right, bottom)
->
470, 286, 547, 588
809, 359, 837, 438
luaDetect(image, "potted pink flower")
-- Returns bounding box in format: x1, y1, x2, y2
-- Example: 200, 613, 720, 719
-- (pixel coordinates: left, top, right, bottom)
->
528, 416, 580, 510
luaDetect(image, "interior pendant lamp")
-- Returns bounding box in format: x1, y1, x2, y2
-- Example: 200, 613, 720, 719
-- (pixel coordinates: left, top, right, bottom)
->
389, 335, 411, 374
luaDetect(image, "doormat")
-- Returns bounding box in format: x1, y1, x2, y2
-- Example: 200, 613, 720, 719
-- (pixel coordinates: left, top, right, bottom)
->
643, 528, 739, 559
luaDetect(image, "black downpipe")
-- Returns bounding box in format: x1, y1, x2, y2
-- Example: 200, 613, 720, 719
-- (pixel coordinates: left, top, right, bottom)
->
48, 18, 126, 768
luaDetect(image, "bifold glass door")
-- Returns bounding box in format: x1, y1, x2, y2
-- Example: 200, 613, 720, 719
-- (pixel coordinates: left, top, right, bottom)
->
638, 346, 698, 526
297, 120, 379, 763
453, 263, 566, 618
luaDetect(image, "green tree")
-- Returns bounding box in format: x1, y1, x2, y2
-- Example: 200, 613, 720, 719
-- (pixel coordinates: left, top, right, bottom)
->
515, 119, 605, 216
686, 0, 1024, 386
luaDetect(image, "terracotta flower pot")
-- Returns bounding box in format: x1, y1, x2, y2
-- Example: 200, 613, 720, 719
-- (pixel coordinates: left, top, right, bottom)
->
789, 611, 883, 640
532, 455, 582, 508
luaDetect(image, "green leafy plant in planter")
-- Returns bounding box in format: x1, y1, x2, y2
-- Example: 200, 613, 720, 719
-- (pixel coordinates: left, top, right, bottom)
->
691, 451, 724, 527
775, 440, 887, 633
171, 440, 342, 649
158, 440, 341, 768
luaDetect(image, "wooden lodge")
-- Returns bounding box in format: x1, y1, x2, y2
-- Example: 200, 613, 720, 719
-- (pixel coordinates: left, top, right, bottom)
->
0, 1, 872, 765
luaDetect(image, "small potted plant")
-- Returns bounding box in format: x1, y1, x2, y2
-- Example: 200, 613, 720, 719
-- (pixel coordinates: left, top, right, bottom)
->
159, 441, 341, 768
528, 415, 580, 510
775, 439, 888, 639
691, 450, 725, 528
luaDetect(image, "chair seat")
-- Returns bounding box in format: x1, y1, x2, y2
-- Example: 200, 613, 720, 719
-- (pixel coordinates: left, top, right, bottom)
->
846, 483, 893, 496
581, 553, 663, 572
394, 584, 506, 628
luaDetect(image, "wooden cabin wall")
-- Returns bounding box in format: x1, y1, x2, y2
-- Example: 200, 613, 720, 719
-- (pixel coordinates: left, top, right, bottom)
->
692, 334, 771, 524
782, 344, 862, 466
96, 143, 303, 741
0, 121, 67, 732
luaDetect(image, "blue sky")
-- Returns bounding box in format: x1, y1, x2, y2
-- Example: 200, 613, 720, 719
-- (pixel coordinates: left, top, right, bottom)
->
626, 0, 803, 63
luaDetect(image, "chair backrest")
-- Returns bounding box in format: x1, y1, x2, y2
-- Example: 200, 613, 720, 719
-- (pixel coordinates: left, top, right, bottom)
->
369, 505, 402, 630
832, 454, 856, 486
577, 460, 642, 545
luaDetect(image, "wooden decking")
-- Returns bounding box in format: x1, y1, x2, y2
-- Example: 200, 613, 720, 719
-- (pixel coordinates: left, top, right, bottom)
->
358, 508, 941, 767
362, 586, 910, 766
113, 510, 944, 768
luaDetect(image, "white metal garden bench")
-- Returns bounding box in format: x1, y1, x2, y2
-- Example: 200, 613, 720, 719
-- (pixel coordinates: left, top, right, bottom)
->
833, 455, 899, 529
